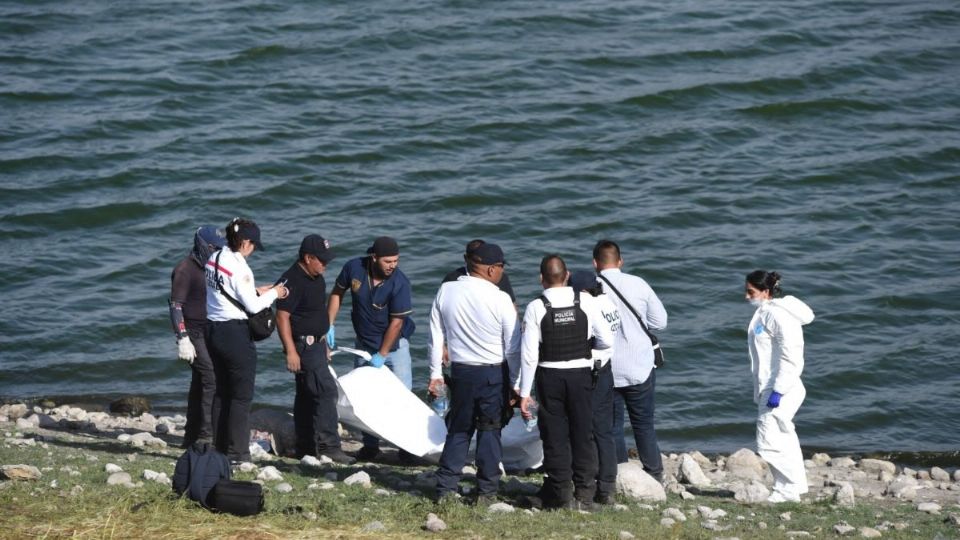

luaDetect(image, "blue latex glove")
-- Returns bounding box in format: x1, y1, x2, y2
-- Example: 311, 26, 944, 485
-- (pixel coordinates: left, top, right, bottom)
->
325, 326, 335, 349
369, 352, 386, 368
766, 391, 782, 408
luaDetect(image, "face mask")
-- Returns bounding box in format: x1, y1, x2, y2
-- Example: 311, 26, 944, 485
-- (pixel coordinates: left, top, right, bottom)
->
748, 297, 765, 307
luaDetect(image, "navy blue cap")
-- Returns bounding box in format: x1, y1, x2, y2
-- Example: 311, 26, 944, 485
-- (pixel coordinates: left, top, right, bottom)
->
300, 234, 335, 263
367, 236, 399, 257
473, 243, 505, 265
237, 221, 264, 251
569, 270, 599, 292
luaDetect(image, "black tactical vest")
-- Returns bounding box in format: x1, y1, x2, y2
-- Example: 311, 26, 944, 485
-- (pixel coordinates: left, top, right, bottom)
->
538, 290, 592, 363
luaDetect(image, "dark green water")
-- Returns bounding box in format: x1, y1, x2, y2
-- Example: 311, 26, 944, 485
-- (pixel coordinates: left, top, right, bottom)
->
1, 0, 958, 453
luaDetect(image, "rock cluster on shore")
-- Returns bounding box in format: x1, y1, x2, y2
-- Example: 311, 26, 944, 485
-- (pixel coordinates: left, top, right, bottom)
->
3, 401, 960, 537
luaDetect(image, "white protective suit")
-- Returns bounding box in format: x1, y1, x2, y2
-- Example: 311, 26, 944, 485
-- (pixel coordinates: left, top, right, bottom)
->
747, 295, 815, 500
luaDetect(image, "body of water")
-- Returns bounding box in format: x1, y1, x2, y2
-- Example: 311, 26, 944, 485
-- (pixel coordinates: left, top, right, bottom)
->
2, 0, 958, 453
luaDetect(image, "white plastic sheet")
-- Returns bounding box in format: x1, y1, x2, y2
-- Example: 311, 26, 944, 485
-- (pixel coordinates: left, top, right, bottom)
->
334, 365, 447, 459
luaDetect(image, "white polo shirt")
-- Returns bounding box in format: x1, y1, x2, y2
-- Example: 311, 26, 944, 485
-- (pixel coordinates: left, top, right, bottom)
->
428, 275, 521, 384
518, 286, 614, 398
205, 247, 278, 322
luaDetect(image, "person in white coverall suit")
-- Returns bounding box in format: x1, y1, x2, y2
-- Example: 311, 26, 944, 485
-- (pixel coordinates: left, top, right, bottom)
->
744, 270, 815, 503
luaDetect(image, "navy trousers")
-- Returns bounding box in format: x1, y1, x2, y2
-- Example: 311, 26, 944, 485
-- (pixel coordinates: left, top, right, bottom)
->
294, 339, 341, 457
206, 320, 257, 462
591, 362, 617, 498
435, 363, 505, 497
613, 368, 663, 480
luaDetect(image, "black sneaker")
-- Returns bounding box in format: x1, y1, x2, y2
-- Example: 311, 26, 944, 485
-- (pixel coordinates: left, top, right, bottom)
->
574, 499, 596, 513
594, 493, 614, 506
356, 446, 380, 461
320, 448, 357, 465
519, 495, 543, 510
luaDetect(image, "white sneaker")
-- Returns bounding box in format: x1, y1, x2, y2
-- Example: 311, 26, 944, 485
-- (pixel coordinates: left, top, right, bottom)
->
766, 491, 801, 503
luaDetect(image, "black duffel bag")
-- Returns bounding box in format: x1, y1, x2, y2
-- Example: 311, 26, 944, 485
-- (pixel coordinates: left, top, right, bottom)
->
209, 479, 264, 516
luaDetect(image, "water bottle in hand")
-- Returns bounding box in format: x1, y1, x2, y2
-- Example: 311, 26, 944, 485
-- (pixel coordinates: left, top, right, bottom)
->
430, 384, 448, 417
524, 401, 538, 432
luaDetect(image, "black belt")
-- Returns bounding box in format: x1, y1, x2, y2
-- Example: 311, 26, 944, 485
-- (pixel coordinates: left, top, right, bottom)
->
211, 319, 247, 325
297, 335, 326, 345
453, 361, 503, 368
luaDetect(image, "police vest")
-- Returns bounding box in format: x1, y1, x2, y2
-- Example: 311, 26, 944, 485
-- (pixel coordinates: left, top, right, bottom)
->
538, 290, 592, 363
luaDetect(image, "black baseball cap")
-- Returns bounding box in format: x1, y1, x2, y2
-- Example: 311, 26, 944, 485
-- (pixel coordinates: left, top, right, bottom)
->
299, 234, 335, 263
367, 236, 400, 257
237, 221, 264, 251
473, 243, 505, 265
569, 270, 598, 292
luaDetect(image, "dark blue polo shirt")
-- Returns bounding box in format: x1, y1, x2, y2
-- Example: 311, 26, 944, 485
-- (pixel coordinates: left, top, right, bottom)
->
334, 256, 415, 352
276, 261, 329, 338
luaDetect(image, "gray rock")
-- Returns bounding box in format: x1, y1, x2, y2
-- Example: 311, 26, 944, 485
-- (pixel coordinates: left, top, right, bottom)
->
324, 472, 338, 481
256, 466, 283, 482
834, 522, 855, 536
860, 527, 881, 538
834, 482, 856, 507
109, 397, 150, 416
662, 507, 687, 522
155, 423, 170, 435
424, 513, 447, 532
803, 459, 816, 469
829, 457, 856, 468
362, 521, 386, 532
901, 467, 916, 478
733, 480, 771, 503
930, 467, 950, 482
811, 453, 831, 466
488, 502, 515, 513
300, 455, 322, 468
129, 432, 166, 448
688, 450, 712, 469
6, 404, 28, 420
859, 459, 896, 476
884, 476, 918, 499
660, 518, 676, 527
239, 462, 258, 473
679, 453, 711, 486
1, 464, 41, 481
916, 502, 941, 514
344, 471, 372, 488
618, 532, 635, 540
954, 470, 960, 482
785, 532, 811, 538
780, 512, 792, 521
616, 461, 667, 502
274, 482, 293, 493
104, 463, 123, 474
15, 417, 38, 430
5, 437, 36, 447
680, 490, 695, 500
917, 470, 930, 481
107, 472, 132, 485
946, 513, 960, 526
726, 448, 766, 481
878, 470, 894, 483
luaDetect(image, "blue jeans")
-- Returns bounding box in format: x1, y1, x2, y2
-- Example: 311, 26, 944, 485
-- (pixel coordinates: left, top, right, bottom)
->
353, 338, 412, 450
613, 369, 663, 480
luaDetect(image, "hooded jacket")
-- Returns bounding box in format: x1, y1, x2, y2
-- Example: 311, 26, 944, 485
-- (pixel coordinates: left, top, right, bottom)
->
747, 295, 815, 403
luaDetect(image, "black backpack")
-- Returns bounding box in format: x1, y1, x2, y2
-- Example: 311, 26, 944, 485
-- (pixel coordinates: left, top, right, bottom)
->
172, 442, 231, 508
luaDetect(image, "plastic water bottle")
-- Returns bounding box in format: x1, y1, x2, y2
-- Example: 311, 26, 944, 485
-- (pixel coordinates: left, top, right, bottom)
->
524, 401, 539, 432
430, 384, 449, 417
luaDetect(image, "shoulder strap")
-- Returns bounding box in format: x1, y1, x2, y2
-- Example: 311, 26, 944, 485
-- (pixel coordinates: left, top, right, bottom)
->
597, 274, 656, 342
214, 250, 252, 316
539, 295, 551, 309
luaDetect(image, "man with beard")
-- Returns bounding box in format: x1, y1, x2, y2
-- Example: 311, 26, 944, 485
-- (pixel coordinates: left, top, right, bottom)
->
328, 236, 416, 461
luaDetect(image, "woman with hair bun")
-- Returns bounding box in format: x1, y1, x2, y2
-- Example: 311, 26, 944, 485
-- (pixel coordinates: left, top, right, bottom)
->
744, 270, 815, 503
205, 217, 288, 463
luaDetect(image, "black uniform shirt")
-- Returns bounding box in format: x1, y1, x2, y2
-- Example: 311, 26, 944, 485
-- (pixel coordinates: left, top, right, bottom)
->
276, 261, 330, 338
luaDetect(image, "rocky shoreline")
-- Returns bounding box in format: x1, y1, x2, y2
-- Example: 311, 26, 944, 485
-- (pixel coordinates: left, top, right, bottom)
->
2, 401, 959, 537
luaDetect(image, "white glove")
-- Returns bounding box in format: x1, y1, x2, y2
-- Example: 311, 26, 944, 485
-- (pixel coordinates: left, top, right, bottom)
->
177, 336, 197, 364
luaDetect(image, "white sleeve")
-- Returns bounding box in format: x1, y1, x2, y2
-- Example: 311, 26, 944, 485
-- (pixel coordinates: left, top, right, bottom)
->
232, 267, 277, 313
587, 296, 614, 351
770, 311, 804, 395
518, 301, 541, 398
428, 291, 445, 380
500, 295, 522, 387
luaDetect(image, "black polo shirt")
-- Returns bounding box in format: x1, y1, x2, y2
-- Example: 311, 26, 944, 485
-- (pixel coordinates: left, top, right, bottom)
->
277, 261, 330, 338
442, 266, 516, 303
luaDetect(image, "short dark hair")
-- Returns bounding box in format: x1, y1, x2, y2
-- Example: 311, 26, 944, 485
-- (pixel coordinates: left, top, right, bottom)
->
540, 254, 567, 286
593, 240, 621, 265
746, 270, 783, 297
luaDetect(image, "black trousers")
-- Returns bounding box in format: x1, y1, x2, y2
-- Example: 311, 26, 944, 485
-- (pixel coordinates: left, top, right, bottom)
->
183, 327, 216, 446
206, 320, 257, 462
294, 338, 341, 457
535, 366, 598, 505
591, 361, 617, 498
